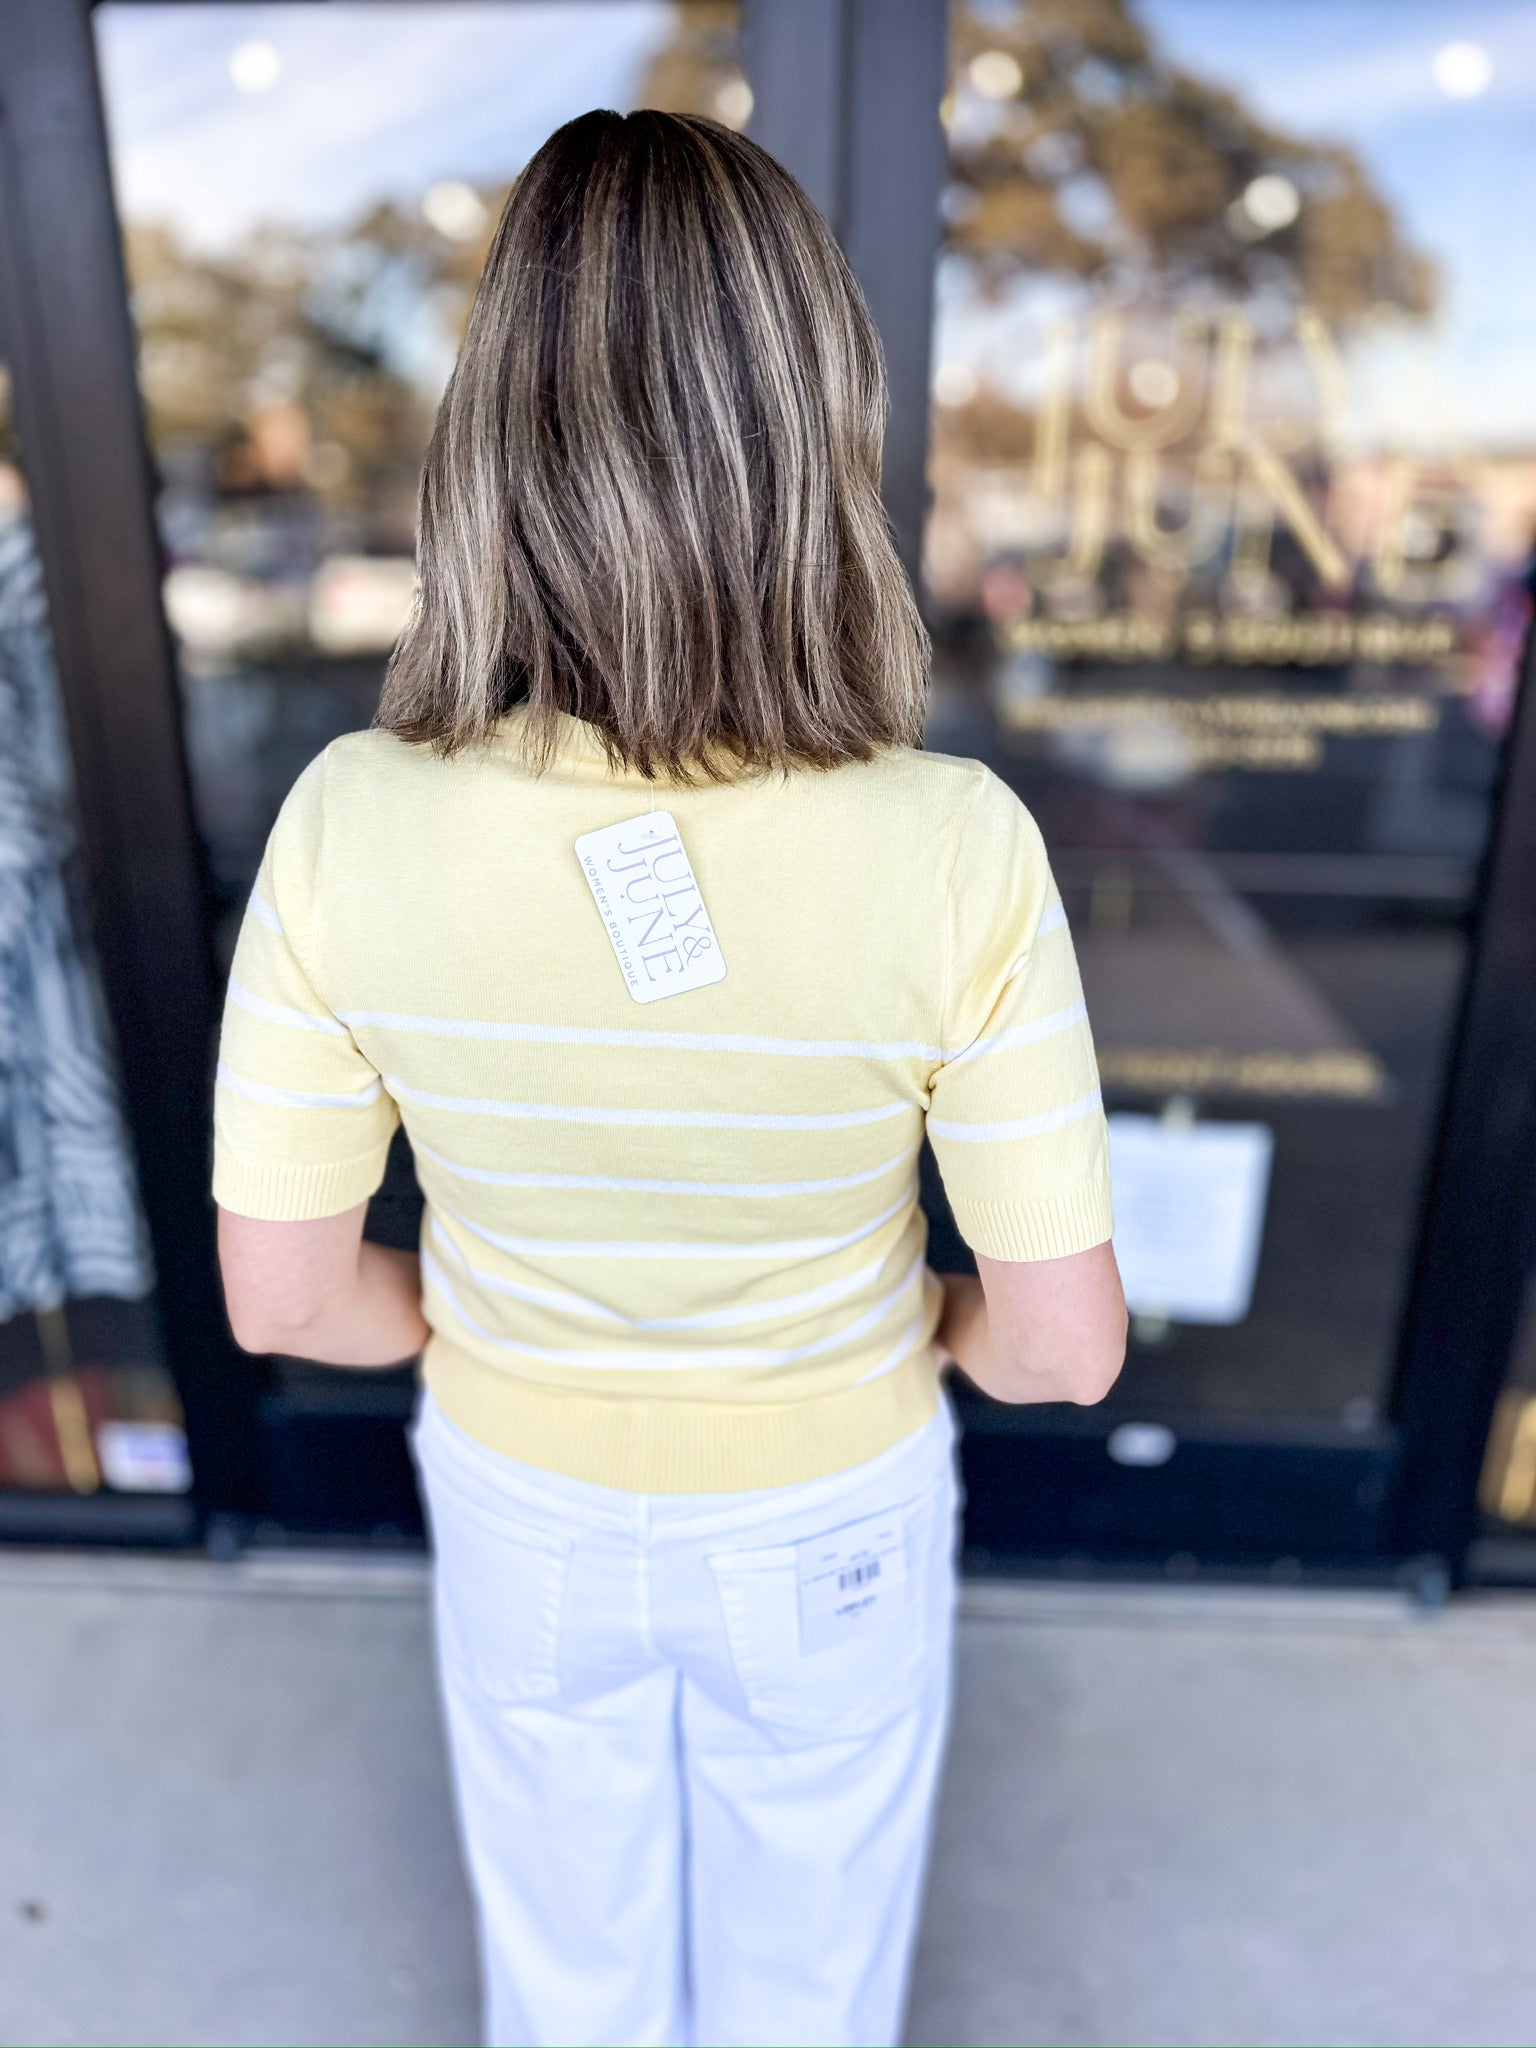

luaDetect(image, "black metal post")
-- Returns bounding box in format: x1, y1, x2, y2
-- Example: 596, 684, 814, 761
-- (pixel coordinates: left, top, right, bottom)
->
838, 0, 947, 581
746, 0, 948, 581
743, 0, 848, 223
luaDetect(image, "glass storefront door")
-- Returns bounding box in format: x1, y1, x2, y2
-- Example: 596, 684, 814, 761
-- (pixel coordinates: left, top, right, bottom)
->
95, 0, 749, 967
92, 0, 749, 1534
925, 0, 1536, 1563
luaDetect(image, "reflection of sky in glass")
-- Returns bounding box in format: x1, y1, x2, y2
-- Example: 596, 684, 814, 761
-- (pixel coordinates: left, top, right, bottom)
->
939, 1, 1536, 452
1141, 0, 1536, 447
97, 2, 1536, 448
96, 2, 676, 249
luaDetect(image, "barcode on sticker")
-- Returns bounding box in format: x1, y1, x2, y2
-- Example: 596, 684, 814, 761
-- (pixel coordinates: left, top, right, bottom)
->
839, 1561, 881, 1592
797, 1511, 908, 1653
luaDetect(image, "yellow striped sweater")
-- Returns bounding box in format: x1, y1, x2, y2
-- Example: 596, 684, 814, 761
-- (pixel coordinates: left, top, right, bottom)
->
213, 710, 1112, 1491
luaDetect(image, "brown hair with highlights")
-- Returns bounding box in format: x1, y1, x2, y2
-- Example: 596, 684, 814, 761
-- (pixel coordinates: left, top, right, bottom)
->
377, 109, 928, 778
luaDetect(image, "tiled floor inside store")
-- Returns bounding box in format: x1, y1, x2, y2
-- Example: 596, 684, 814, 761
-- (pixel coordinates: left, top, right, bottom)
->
3, 1551, 1535, 2048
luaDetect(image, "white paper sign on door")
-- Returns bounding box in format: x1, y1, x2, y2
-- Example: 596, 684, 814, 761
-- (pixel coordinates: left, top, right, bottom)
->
1108, 1115, 1273, 1324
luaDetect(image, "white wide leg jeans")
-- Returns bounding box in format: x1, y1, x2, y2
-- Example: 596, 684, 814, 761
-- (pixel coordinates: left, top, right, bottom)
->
412, 1391, 960, 2048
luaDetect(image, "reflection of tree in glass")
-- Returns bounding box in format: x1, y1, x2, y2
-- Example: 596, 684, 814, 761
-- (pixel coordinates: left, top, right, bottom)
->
121, 0, 747, 570
126, 212, 481, 556
927, 0, 1453, 626
638, 0, 748, 125
948, 0, 1434, 327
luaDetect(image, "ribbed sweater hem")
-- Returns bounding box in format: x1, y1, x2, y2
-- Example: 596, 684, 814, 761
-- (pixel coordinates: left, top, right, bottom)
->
422, 1338, 942, 1494
212, 1146, 392, 1221
950, 1175, 1114, 1262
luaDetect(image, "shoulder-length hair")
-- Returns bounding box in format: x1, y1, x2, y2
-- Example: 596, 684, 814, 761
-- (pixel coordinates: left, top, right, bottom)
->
377, 109, 928, 778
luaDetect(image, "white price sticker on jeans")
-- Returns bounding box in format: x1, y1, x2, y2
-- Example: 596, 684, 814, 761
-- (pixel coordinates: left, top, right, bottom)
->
796, 1509, 908, 1655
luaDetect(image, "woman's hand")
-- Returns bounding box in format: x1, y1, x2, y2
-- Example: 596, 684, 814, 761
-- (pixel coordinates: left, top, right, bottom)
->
217, 1202, 429, 1367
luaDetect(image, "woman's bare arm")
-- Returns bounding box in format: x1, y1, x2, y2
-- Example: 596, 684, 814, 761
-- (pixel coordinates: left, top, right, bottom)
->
935, 1242, 1126, 1406
217, 1203, 428, 1367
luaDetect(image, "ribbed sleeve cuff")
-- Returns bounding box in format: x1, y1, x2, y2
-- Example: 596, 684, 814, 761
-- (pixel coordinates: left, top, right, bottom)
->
950, 1175, 1114, 1262
212, 1147, 391, 1221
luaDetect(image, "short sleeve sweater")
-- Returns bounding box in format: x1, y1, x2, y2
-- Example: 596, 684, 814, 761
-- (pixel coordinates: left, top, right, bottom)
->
213, 709, 1112, 1492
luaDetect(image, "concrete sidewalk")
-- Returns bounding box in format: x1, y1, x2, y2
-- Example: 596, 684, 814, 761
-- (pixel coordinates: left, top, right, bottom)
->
2, 1553, 1535, 2048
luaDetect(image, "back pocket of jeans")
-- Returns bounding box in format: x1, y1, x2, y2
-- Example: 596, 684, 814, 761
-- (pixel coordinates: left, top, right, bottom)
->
425, 1479, 573, 1704
707, 1493, 933, 1738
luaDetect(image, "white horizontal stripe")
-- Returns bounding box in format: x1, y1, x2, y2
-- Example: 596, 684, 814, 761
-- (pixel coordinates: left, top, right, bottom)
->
339, 911, 1071, 1067
227, 977, 348, 1037
428, 1215, 893, 1333
928, 1087, 1102, 1145
247, 889, 284, 937
423, 1246, 924, 1371
423, 1253, 783, 1371
342, 1008, 943, 1062
1001, 901, 1068, 984
852, 1313, 928, 1386
385, 1072, 911, 1133
780, 1253, 925, 1364
444, 1189, 913, 1263
216, 1062, 382, 1112
427, 1221, 623, 1324
944, 999, 1088, 1070
411, 1135, 913, 1201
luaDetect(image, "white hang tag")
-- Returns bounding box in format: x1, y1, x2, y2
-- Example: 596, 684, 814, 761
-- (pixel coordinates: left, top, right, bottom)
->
575, 810, 727, 1005
796, 1508, 909, 1656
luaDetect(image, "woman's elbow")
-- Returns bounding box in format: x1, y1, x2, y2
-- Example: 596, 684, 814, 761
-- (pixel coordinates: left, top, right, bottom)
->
1061, 1286, 1130, 1405
1076, 1300, 1130, 1403
223, 1294, 319, 1358
1065, 1331, 1126, 1406
225, 1304, 281, 1355
1025, 1312, 1128, 1407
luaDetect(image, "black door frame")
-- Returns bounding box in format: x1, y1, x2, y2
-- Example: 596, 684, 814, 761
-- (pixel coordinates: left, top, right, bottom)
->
3, 0, 1534, 1581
